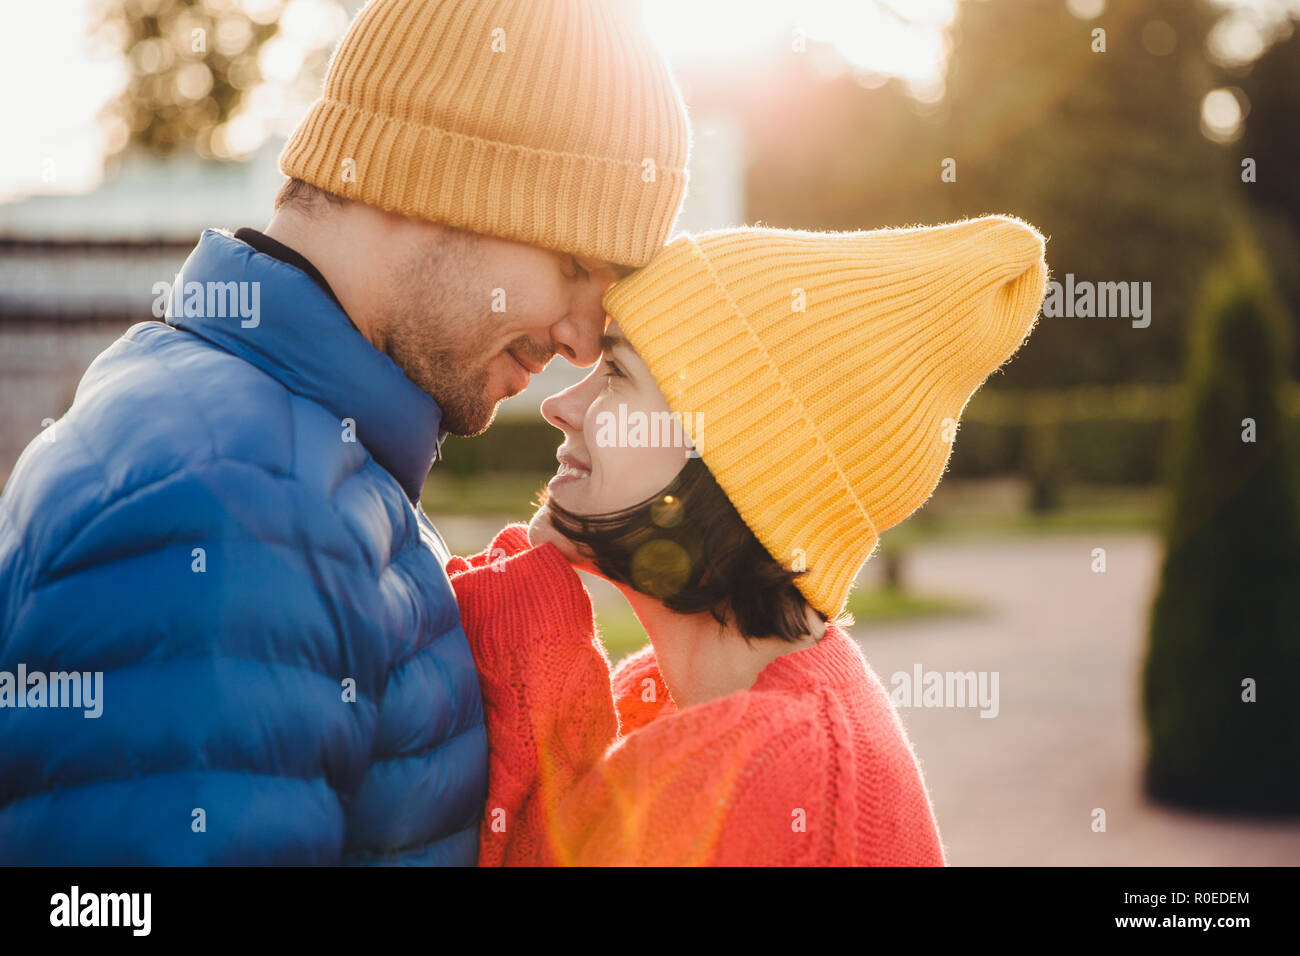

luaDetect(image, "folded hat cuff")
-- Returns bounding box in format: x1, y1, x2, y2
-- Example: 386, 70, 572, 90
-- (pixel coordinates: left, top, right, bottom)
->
279, 98, 689, 268
604, 236, 878, 617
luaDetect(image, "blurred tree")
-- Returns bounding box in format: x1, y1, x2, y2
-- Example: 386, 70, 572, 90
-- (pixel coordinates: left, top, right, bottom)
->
95, 0, 280, 160
1142, 231, 1300, 815
699, 0, 1243, 387
93, 0, 345, 162
1023, 397, 1065, 513
878, 538, 907, 592
1240, 24, 1300, 243
1239, 25, 1300, 375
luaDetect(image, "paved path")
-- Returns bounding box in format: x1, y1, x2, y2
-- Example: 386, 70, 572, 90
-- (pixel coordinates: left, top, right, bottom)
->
856, 532, 1300, 866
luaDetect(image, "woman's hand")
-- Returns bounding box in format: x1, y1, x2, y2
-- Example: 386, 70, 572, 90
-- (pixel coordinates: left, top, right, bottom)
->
444, 518, 600, 689
445, 523, 531, 576
526, 503, 576, 561
445, 508, 580, 578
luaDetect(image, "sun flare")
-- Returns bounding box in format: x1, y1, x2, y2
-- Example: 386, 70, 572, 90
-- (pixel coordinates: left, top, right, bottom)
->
642, 0, 958, 91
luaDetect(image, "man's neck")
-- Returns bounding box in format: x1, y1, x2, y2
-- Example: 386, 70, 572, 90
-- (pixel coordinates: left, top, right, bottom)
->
234, 226, 343, 311
617, 586, 826, 710
262, 209, 382, 352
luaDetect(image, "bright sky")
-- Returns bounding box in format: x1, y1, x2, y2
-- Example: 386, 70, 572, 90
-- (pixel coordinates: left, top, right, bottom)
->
0, 0, 1291, 204
0, 0, 962, 203
0, 0, 125, 201
645, 0, 957, 86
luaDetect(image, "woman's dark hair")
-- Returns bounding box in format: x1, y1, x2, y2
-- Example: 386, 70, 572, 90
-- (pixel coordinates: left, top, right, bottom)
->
540, 456, 831, 644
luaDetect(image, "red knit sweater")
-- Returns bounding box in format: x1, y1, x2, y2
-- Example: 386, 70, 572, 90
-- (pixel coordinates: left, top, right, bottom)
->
446, 523, 947, 866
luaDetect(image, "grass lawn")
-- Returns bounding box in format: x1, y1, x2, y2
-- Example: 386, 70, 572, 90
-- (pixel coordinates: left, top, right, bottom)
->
843, 586, 981, 624
593, 585, 980, 663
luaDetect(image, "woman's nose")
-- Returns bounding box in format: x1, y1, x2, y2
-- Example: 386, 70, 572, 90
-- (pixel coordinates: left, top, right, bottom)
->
541, 377, 592, 434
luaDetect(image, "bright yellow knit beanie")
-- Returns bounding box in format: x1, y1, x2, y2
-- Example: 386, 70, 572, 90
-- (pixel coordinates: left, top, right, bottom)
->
602, 216, 1049, 617
280, 0, 690, 267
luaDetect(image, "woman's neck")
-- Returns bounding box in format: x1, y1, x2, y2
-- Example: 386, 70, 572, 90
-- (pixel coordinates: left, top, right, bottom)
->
617, 587, 827, 710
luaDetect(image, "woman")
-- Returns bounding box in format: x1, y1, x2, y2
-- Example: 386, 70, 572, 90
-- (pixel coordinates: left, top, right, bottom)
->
446, 216, 1049, 865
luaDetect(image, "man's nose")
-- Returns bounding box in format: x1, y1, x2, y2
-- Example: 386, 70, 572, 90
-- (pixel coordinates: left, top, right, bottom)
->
551, 274, 614, 367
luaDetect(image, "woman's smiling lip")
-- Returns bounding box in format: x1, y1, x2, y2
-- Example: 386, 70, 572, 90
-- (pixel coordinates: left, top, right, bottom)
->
556, 449, 591, 473
550, 450, 591, 490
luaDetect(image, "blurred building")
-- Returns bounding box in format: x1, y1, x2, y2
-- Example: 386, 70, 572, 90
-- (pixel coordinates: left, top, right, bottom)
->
0, 115, 745, 483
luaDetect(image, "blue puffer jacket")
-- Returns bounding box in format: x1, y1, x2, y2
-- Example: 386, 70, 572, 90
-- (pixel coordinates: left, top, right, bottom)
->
0, 229, 488, 864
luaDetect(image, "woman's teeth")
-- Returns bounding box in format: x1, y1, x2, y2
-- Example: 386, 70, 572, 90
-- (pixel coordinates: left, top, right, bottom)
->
557, 462, 590, 479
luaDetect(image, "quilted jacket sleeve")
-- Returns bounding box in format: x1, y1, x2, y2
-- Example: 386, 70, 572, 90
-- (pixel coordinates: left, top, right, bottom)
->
0, 453, 387, 865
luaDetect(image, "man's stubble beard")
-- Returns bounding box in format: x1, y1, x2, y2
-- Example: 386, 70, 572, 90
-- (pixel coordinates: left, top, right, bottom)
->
378, 232, 501, 437
408, 340, 496, 437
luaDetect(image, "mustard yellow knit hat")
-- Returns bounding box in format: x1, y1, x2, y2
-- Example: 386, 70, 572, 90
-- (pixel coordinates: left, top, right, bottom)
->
280, 0, 690, 267
602, 216, 1049, 617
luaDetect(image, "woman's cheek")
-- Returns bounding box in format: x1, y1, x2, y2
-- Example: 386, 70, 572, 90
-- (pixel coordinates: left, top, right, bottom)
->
584, 395, 616, 462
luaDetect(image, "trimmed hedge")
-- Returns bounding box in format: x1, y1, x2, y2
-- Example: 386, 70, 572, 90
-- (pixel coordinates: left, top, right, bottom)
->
952, 415, 1174, 484
1142, 237, 1300, 814
438, 419, 566, 478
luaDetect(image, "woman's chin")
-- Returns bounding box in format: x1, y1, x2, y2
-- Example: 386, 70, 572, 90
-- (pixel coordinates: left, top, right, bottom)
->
527, 507, 581, 564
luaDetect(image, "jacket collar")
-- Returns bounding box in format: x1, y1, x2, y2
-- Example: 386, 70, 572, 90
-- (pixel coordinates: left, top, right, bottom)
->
164, 228, 447, 502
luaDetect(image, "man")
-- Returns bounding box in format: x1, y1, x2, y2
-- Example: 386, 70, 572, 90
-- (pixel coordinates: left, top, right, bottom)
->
0, 0, 689, 864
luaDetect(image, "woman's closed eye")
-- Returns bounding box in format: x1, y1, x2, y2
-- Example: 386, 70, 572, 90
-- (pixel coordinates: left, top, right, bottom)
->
603, 356, 625, 381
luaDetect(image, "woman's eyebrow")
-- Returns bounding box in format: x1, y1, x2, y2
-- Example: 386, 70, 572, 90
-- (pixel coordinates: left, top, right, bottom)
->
600, 332, 630, 353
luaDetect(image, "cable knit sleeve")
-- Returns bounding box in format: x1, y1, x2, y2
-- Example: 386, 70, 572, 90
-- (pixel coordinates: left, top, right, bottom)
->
447, 525, 620, 866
